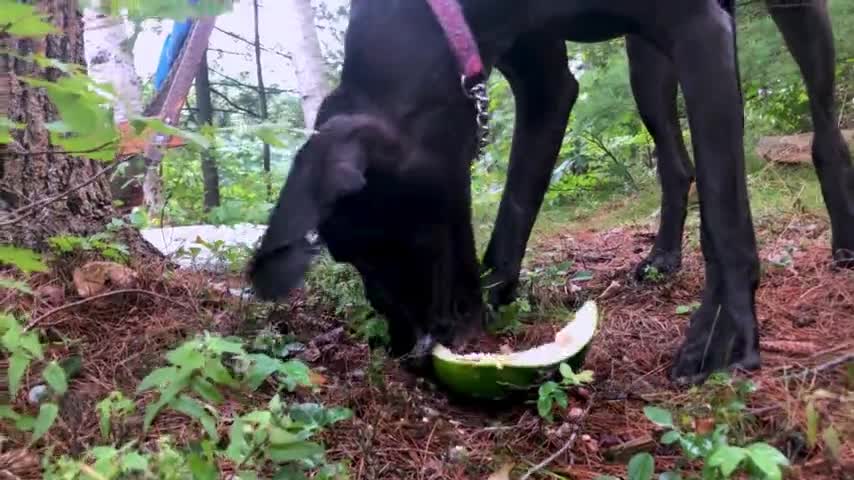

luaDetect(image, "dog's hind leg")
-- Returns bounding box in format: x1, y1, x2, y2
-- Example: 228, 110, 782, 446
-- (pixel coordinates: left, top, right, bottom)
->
480, 33, 579, 307
768, 0, 854, 267
626, 36, 695, 282
667, 6, 761, 384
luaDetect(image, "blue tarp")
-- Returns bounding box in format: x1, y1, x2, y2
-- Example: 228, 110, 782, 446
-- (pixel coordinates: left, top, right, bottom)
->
152, 0, 200, 91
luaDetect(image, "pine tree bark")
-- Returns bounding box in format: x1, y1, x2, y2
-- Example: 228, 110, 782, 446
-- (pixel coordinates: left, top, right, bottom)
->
195, 50, 220, 211
0, 0, 115, 249
282, 0, 330, 129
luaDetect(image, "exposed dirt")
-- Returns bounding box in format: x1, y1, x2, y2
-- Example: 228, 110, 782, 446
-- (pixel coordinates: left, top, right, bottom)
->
1, 214, 852, 479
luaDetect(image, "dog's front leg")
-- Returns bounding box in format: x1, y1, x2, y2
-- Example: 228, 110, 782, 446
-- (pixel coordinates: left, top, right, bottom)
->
668, 9, 761, 384
481, 33, 579, 307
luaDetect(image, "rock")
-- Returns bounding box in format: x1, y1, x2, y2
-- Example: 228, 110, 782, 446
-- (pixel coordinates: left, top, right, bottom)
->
448, 445, 469, 463
27, 385, 49, 405
568, 407, 585, 421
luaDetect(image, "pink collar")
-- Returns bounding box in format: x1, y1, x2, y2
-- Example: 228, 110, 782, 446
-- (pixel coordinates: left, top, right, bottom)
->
424, 0, 485, 86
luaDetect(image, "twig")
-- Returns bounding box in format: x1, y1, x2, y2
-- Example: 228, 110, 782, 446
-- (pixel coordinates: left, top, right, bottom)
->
8, 140, 118, 157
783, 352, 854, 381
520, 396, 594, 480
25, 288, 188, 331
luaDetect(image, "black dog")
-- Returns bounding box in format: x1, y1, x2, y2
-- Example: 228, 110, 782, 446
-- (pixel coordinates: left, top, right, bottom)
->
631, 0, 854, 281
251, 0, 764, 385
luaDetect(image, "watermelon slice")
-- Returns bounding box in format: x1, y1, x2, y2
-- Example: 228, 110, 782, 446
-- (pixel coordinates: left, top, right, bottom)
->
431, 301, 599, 400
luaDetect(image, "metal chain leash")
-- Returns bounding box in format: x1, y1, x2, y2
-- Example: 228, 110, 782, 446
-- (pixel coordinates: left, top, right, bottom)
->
462, 76, 490, 160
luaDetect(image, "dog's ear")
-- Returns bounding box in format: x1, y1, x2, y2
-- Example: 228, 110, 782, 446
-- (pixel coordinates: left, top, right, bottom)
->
248, 114, 402, 300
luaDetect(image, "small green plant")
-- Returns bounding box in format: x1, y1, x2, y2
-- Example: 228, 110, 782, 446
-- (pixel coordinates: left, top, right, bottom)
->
304, 252, 371, 316
537, 363, 594, 422
137, 333, 313, 438
598, 406, 788, 480
224, 396, 352, 478
642, 265, 665, 283
96, 391, 135, 442
0, 313, 65, 444
676, 302, 701, 315
487, 297, 532, 335
349, 307, 390, 347
191, 238, 253, 273
48, 231, 130, 263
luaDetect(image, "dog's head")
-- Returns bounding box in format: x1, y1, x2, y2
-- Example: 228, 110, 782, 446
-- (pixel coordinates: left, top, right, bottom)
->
248, 111, 485, 357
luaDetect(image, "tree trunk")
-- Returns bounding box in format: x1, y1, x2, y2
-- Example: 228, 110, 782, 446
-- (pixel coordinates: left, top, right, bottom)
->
282, 0, 330, 129
252, 0, 272, 200
0, 0, 115, 249
195, 50, 220, 211
82, 4, 146, 213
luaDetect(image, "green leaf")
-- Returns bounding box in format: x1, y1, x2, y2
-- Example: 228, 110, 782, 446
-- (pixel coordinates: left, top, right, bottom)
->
708, 445, 748, 476
289, 403, 352, 430
268, 441, 324, 463
15, 414, 36, 431
675, 304, 697, 315
225, 418, 250, 462
244, 353, 282, 391
277, 360, 312, 391
172, 395, 220, 443
98, 407, 112, 441
7, 14, 58, 38
805, 400, 819, 449
559, 363, 575, 379
137, 366, 179, 393
627, 452, 655, 480
139, 117, 212, 150
242, 410, 272, 426
570, 270, 594, 281
203, 358, 236, 387
658, 473, 681, 480
660, 431, 681, 445
255, 126, 287, 148
42, 361, 68, 396
166, 344, 206, 371
191, 377, 224, 404
205, 335, 245, 354
30, 402, 59, 443
0, 246, 48, 274
746, 443, 789, 480
142, 375, 190, 431
8, 352, 30, 397
187, 451, 218, 480
821, 427, 841, 460
272, 467, 310, 480
121, 452, 149, 472
643, 406, 674, 428
18, 332, 44, 359
537, 396, 554, 421
0, 278, 33, 294
0, 405, 20, 421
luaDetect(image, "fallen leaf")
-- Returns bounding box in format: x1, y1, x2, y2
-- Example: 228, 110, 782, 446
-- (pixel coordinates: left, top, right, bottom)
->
309, 372, 327, 386
72, 261, 137, 298
487, 462, 515, 480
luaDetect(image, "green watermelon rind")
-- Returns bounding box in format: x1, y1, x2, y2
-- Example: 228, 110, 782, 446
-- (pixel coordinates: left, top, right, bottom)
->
431, 301, 599, 400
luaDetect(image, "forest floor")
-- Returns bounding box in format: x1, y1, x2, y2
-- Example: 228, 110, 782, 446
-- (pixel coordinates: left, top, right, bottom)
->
1, 170, 853, 479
